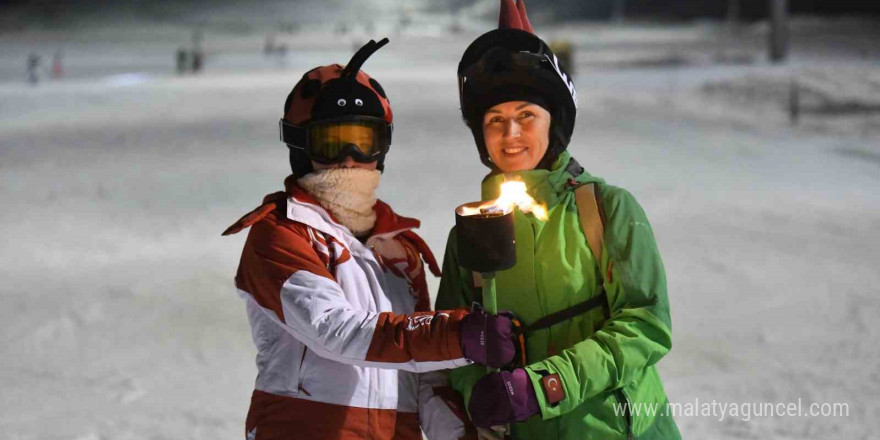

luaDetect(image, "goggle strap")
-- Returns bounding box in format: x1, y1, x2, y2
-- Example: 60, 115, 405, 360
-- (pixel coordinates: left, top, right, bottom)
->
279, 119, 307, 148
387, 122, 393, 146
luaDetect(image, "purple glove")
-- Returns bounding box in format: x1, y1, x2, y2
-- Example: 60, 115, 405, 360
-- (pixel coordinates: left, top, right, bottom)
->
468, 368, 540, 428
460, 311, 515, 368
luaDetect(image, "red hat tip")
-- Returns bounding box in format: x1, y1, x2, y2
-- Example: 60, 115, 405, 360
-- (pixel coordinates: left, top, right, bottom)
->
516, 0, 535, 33
499, 0, 534, 34
498, 0, 523, 31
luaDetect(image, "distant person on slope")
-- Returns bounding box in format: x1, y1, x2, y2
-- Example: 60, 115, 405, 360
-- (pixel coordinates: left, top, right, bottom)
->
223, 39, 511, 440
435, 1, 682, 439
26, 53, 41, 85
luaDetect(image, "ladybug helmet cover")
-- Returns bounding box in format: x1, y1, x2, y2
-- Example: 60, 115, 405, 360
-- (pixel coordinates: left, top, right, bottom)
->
281, 38, 393, 175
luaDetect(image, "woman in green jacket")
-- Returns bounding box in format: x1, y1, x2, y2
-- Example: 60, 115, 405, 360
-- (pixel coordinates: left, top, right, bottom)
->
434, 1, 681, 439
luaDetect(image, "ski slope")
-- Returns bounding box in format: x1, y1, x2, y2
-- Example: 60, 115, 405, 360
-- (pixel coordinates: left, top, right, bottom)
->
2, 17, 879, 440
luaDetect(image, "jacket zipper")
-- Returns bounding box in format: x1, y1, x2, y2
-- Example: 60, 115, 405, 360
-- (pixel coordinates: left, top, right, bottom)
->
297, 346, 311, 396
615, 388, 635, 440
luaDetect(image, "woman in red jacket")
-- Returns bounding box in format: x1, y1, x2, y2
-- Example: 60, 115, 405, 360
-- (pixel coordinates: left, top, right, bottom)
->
224, 39, 514, 440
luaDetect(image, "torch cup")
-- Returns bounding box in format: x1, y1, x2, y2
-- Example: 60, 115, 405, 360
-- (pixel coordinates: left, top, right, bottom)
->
454, 200, 516, 337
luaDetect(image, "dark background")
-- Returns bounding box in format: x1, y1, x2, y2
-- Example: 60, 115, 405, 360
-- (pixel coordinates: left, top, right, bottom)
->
2, 0, 880, 27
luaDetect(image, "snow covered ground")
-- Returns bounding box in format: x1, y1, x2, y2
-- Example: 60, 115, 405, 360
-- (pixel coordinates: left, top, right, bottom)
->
2, 15, 880, 440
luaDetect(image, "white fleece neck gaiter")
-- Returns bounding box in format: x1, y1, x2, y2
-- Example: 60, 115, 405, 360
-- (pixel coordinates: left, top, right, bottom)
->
297, 168, 381, 237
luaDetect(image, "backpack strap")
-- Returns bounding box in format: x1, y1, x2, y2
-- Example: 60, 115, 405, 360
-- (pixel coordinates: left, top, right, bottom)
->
525, 289, 607, 334
574, 183, 605, 266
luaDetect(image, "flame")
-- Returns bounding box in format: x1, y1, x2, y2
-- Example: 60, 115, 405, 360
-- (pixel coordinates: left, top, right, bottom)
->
457, 180, 548, 220
499, 181, 548, 220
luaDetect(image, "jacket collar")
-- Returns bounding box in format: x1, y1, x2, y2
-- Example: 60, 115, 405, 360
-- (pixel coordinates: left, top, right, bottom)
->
222, 174, 420, 245
286, 176, 439, 277
284, 175, 420, 247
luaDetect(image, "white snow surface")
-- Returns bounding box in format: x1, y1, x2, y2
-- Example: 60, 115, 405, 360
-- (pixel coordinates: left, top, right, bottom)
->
2, 18, 880, 440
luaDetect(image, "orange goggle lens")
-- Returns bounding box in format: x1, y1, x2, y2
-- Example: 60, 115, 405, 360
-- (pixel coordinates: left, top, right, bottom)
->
307, 122, 381, 160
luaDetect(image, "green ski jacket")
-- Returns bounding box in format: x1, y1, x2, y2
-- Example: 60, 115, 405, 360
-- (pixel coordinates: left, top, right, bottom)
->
436, 151, 681, 440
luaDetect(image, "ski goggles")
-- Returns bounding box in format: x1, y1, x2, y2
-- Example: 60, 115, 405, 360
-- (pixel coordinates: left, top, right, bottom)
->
280, 116, 392, 164
460, 48, 550, 84
458, 48, 557, 105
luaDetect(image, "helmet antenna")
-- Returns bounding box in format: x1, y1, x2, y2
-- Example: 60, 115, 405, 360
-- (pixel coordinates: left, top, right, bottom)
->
341, 38, 389, 80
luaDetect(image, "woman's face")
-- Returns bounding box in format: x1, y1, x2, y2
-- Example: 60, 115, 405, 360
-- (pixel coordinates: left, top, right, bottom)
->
482, 101, 551, 172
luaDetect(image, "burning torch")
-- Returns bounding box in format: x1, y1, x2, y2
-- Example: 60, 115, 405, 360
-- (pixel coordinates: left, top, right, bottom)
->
455, 181, 547, 366
455, 181, 546, 439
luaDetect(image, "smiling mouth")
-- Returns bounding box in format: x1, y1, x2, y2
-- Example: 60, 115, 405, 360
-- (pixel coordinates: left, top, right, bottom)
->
502, 146, 528, 155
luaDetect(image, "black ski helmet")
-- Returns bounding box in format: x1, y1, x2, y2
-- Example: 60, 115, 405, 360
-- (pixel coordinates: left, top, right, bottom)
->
281, 38, 393, 176
458, 0, 577, 170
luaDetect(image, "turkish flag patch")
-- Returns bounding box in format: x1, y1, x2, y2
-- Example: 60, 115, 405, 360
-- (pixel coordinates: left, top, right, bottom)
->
540, 373, 565, 405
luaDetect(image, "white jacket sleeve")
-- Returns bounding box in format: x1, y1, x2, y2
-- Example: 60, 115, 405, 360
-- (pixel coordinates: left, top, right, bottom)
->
235, 215, 470, 372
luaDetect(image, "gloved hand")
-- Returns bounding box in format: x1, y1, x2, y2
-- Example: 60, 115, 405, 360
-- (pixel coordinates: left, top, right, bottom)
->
468, 368, 540, 428
460, 311, 515, 368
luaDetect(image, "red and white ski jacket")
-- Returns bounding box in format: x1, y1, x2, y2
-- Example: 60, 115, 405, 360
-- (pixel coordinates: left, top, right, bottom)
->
224, 177, 475, 440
